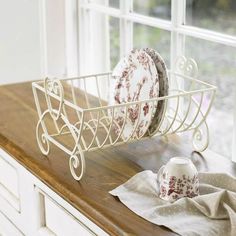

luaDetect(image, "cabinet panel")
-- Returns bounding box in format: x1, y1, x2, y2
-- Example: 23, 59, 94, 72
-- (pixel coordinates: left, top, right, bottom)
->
44, 197, 94, 236
0, 149, 20, 211
0, 211, 24, 236
35, 188, 97, 236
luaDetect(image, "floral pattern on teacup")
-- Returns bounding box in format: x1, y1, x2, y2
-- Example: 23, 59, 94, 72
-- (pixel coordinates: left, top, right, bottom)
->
160, 173, 199, 202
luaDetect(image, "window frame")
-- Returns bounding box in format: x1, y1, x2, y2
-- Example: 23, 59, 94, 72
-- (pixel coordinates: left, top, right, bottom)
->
76, 0, 236, 160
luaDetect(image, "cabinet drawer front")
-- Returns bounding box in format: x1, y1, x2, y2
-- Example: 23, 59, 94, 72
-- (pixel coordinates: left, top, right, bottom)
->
39, 194, 95, 236
0, 149, 20, 211
35, 187, 109, 236
0, 211, 24, 236
44, 197, 95, 236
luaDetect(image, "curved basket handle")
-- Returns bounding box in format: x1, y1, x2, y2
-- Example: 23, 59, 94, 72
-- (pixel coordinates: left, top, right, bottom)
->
44, 77, 64, 121
157, 165, 166, 183
175, 56, 199, 79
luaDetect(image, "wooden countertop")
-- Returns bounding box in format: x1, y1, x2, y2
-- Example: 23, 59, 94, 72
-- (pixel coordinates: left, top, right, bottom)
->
0, 81, 236, 236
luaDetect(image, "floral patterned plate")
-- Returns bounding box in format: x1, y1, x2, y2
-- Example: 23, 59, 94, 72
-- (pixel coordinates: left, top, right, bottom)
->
144, 48, 169, 135
111, 49, 159, 140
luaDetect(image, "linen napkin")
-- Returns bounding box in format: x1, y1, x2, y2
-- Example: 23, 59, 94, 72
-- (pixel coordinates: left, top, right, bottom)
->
110, 170, 236, 236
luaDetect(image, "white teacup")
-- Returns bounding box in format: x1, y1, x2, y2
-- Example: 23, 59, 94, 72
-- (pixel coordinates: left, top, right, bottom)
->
157, 157, 199, 202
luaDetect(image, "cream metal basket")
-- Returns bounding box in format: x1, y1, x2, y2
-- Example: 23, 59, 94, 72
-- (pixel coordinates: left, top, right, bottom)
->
32, 56, 217, 181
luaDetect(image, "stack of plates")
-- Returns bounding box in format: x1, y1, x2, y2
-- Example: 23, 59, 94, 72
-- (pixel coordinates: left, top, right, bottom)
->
111, 48, 169, 140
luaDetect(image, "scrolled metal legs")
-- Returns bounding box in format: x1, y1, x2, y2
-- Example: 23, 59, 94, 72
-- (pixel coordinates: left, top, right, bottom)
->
69, 148, 85, 181
36, 112, 50, 155
36, 110, 86, 181
192, 120, 209, 152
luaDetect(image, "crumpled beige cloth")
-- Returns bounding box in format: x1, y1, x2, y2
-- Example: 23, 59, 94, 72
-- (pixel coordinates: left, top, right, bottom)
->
110, 170, 236, 236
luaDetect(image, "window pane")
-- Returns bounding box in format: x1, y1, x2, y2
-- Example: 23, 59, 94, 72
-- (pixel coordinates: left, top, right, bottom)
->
109, 0, 119, 8
109, 17, 119, 70
186, 0, 236, 36
133, 0, 171, 20
89, 0, 119, 8
185, 37, 236, 158
89, 0, 108, 5
133, 24, 170, 67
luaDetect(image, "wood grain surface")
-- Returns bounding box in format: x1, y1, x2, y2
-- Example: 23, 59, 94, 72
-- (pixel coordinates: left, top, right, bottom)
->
0, 82, 235, 236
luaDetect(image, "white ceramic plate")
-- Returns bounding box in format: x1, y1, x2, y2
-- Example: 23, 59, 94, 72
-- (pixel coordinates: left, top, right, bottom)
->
111, 49, 159, 140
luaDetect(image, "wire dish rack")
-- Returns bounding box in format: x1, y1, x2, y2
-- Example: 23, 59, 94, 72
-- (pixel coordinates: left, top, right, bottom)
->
32, 56, 217, 181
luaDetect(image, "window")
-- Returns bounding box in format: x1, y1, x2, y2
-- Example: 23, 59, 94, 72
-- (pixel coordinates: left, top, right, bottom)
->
77, 0, 236, 160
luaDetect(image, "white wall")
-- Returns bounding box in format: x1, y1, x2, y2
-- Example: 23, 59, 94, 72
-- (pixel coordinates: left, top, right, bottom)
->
0, 0, 66, 85
44, 0, 66, 77
0, 0, 41, 85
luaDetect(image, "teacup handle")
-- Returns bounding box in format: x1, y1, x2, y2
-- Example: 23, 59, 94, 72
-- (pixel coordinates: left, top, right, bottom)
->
157, 165, 166, 182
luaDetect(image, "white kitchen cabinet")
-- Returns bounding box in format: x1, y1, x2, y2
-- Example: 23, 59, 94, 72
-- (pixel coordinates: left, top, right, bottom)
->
0, 148, 108, 236
0, 211, 24, 236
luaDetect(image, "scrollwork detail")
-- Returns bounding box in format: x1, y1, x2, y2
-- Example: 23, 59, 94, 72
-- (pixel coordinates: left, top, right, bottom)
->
69, 148, 85, 181
36, 117, 50, 155
44, 77, 64, 120
192, 121, 209, 152
175, 56, 198, 78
